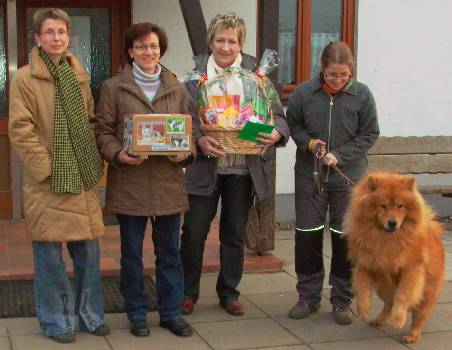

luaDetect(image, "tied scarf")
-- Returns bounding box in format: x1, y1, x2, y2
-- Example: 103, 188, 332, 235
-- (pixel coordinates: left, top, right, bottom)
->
39, 47, 103, 194
207, 53, 248, 169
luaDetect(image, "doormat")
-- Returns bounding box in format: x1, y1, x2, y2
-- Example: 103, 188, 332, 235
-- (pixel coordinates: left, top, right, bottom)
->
0, 275, 158, 318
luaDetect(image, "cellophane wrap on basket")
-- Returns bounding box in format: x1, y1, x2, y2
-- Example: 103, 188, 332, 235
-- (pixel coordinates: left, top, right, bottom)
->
184, 50, 280, 153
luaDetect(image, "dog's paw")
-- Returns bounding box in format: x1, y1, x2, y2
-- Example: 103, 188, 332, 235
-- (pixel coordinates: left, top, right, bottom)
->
369, 317, 387, 327
357, 303, 370, 320
389, 310, 407, 329
402, 332, 420, 344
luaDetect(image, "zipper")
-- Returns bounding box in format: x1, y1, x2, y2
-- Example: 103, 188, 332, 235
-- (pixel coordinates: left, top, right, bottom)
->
325, 95, 334, 182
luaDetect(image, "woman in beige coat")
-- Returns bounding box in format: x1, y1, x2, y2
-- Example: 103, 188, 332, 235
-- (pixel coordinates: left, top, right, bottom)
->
8, 8, 109, 343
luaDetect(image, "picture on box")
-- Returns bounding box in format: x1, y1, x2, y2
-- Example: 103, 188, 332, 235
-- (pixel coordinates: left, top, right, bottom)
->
170, 135, 190, 150
166, 117, 186, 134
137, 121, 165, 145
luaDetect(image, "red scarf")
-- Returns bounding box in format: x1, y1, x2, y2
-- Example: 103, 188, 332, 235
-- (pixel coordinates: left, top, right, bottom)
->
320, 75, 352, 96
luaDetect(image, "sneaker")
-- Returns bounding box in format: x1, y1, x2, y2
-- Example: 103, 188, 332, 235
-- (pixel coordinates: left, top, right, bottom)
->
220, 300, 244, 316
159, 317, 193, 337
50, 332, 75, 343
332, 304, 353, 325
90, 324, 110, 336
180, 298, 195, 315
130, 319, 150, 337
288, 302, 321, 319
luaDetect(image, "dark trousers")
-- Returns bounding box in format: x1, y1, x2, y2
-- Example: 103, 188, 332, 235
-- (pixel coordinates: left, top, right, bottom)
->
294, 174, 353, 307
117, 213, 183, 322
180, 174, 254, 303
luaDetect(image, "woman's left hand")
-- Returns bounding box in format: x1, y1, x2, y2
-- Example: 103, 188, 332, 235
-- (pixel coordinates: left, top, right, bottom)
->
256, 129, 282, 156
322, 152, 338, 166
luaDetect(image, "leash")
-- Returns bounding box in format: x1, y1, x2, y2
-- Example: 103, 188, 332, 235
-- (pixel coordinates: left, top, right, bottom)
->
313, 144, 356, 193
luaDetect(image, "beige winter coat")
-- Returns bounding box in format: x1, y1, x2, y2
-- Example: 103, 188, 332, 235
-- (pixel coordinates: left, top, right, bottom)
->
8, 47, 104, 241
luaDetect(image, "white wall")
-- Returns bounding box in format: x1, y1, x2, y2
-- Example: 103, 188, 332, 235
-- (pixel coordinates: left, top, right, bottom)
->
132, 0, 256, 79
357, 0, 452, 136
278, 0, 452, 195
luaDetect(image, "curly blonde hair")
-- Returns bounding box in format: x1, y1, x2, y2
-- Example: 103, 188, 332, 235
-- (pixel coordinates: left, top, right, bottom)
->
207, 12, 246, 49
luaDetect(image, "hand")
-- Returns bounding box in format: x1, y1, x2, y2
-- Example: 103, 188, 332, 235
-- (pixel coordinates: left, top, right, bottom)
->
322, 152, 338, 166
197, 135, 225, 157
116, 148, 144, 166
310, 139, 327, 156
256, 129, 282, 156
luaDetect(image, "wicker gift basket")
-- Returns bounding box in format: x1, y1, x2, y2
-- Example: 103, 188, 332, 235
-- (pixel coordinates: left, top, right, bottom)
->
187, 49, 279, 154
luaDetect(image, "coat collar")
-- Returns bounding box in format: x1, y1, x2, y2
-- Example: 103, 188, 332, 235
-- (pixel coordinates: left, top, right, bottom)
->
117, 63, 180, 113
193, 53, 257, 73
308, 76, 358, 96
30, 46, 90, 83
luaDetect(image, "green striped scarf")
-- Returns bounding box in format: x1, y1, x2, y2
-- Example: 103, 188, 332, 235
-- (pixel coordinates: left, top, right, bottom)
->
39, 48, 103, 194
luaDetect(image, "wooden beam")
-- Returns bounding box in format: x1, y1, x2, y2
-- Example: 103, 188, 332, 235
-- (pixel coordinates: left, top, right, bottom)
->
368, 154, 452, 174
179, 0, 207, 56
369, 136, 452, 155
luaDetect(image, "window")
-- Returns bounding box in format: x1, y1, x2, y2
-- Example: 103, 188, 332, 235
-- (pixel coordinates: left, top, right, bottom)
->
276, 0, 355, 99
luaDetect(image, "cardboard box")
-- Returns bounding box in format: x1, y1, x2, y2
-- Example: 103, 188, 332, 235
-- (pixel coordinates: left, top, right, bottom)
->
124, 114, 193, 158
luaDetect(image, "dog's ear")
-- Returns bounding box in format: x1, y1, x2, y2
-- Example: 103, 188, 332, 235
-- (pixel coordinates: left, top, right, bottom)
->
406, 177, 415, 190
367, 175, 378, 191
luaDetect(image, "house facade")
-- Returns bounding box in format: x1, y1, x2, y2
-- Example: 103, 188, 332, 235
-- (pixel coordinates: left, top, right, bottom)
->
1, 0, 451, 219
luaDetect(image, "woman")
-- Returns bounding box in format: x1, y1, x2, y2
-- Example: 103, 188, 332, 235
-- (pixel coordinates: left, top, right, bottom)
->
8, 8, 109, 343
180, 13, 289, 316
286, 41, 380, 325
92, 22, 192, 337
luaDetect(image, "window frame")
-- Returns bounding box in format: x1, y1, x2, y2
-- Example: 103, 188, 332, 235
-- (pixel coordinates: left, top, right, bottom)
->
278, 0, 356, 99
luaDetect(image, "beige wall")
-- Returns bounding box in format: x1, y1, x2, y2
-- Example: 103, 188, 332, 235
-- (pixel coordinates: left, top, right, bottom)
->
132, 0, 257, 79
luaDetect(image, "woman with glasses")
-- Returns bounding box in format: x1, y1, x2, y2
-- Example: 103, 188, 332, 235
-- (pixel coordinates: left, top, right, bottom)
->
286, 41, 379, 325
92, 22, 192, 338
8, 8, 109, 343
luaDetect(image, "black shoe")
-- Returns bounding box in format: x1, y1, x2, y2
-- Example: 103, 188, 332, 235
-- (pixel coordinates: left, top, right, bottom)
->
90, 324, 111, 336
50, 332, 75, 343
159, 317, 193, 337
130, 319, 150, 337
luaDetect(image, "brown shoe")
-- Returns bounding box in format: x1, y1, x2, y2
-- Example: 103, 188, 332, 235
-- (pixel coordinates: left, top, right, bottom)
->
288, 302, 321, 319
180, 298, 194, 315
221, 300, 244, 316
332, 304, 353, 325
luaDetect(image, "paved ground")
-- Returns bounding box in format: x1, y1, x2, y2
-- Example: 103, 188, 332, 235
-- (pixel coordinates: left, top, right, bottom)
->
0, 229, 451, 350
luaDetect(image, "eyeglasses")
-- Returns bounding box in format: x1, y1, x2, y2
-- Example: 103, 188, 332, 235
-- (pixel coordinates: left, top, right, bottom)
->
324, 72, 351, 81
133, 44, 160, 52
39, 29, 68, 38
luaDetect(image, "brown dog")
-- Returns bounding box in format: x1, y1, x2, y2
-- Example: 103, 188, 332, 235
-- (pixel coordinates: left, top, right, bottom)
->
344, 172, 445, 343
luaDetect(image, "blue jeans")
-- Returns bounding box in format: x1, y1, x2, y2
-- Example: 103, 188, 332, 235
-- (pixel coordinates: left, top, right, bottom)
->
32, 240, 105, 336
117, 213, 183, 322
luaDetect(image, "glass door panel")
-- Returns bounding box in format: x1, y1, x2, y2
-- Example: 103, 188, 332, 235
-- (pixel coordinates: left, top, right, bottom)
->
26, 7, 110, 98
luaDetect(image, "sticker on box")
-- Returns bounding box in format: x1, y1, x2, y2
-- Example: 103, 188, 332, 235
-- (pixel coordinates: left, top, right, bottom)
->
137, 122, 165, 145
166, 117, 186, 134
170, 135, 190, 150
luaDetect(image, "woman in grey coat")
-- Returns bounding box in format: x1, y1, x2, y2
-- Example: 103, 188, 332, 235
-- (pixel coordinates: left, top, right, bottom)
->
286, 41, 379, 325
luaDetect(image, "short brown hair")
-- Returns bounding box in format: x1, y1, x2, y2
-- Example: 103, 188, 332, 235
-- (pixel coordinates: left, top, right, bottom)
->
33, 8, 71, 34
124, 22, 168, 65
320, 41, 354, 75
207, 13, 246, 49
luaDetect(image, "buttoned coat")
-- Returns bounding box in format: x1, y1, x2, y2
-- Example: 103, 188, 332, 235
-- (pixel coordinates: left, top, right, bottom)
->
93, 64, 189, 216
8, 47, 104, 241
